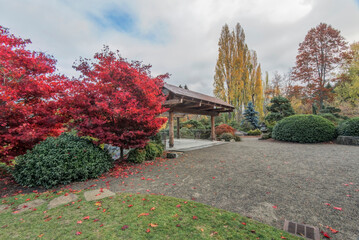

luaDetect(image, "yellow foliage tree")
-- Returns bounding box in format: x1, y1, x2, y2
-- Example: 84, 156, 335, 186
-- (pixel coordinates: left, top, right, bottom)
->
214, 23, 264, 119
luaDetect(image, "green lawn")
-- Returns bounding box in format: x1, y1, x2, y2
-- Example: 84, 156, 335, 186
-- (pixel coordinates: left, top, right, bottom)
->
0, 191, 301, 239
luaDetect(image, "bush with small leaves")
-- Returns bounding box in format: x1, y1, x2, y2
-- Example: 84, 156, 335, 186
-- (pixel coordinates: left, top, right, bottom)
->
180, 127, 194, 139
11, 132, 114, 189
337, 117, 359, 136
318, 113, 340, 126
234, 135, 241, 142
215, 124, 235, 136
247, 129, 262, 136
272, 115, 336, 143
219, 133, 234, 142
127, 148, 146, 164
145, 142, 163, 160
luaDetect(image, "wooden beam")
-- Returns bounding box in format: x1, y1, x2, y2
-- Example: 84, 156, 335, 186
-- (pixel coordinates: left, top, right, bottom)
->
211, 116, 215, 141
163, 98, 183, 106
176, 117, 180, 139
169, 111, 174, 148
171, 107, 219, 116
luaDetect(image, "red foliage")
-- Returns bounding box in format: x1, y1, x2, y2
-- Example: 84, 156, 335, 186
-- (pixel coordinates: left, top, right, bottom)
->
0, 26, 67, 164
291, 23, 349, 106
64, 46, 168, 150
215, 124, 235, 136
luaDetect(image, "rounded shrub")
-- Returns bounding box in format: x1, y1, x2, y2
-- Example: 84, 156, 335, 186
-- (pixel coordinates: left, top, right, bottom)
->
12, 132, 114, 189
215, 124, 235, 136
219, 133, 234, 142
319, 113, 340, 126
247, 129, 262, 136
272, 114, 336, 143
145, 142, 164, 160
127, 148, 146, 164
337, 117, 359, 136
180, 127, 194, 138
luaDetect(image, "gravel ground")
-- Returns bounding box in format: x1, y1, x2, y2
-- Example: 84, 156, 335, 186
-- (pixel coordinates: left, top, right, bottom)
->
2, 138, 359, 239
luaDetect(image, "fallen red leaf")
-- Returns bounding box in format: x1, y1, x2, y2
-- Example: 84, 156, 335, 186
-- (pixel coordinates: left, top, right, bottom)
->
121, 225, 129, 230
241, 222, 246, 225
329, 227, 339, 233
321, 231, 331, 238
192, 216, 198, 220
44, 218, 52, 222
99, 224, 104, 227
75, 231, 82, 235
93, 219, 99, 222
272, 205, 277, 209
146, 228, 150, 233
128, 204, 133, 208
333, 207, 342, 211
138, 213, 149, 217
149, 223, 158, 227
77, 220, 82, 224
324, 203, 331, 206
176, 204, 181, 208
83, 216, 90, 220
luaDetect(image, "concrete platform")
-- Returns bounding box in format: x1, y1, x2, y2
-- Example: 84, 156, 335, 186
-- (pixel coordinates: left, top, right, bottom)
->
165, 138, 227, 152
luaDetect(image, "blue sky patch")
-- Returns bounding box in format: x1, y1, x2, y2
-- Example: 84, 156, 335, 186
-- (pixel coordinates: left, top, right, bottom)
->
88, 7, 168, 44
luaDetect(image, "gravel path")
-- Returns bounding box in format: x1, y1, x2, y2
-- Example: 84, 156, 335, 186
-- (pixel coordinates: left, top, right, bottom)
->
7, 137, 358, 239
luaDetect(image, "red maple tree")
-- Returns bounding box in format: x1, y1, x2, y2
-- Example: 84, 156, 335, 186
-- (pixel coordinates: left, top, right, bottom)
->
65, 46, 168, 150
291, 23, 348, 107
0, 26, 67, 164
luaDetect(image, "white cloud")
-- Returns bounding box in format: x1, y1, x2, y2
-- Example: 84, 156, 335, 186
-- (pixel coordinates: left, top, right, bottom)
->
0, 0, 358, 95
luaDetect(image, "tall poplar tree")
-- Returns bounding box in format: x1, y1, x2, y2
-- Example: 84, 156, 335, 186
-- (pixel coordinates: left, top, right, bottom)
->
214, 23, 264, 119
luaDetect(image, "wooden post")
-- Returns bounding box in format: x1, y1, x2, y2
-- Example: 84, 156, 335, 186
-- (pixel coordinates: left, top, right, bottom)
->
176, 117, 180, 139
169, 111, 174, 147
211, 115, 215, 141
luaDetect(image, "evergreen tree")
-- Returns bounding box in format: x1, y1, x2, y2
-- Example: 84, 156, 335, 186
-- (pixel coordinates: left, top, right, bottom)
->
265, 96, 295, 122
243, 102, 259, 129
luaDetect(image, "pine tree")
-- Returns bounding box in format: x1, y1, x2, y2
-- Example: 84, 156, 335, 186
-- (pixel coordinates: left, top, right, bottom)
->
243, 102, 259, 129
265, 96, 295, 123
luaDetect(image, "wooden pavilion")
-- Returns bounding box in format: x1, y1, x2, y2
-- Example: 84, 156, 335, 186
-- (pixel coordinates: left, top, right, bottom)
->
162, 83, 234, 147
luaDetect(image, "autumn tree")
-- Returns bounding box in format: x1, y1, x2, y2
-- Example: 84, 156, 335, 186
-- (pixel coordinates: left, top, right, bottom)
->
214, 23, 264, 119
335, 42, 359, 107
0, 26, 67, 164
291, 23, 348, 108
66, 46, 168, 152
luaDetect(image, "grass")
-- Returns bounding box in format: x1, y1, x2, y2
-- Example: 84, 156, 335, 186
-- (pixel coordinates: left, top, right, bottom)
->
0, 190, 301, 239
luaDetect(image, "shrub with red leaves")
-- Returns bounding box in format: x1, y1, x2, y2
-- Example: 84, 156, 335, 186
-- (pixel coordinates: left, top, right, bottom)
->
215, 124, 235, 137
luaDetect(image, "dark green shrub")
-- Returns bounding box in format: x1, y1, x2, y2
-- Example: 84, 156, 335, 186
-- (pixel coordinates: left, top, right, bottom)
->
181, 120, 205, 129
319, 113, 340, 126
219, 133, 234, 141
150, 132, 163, 145
337, 117, 359, 136
180, 127, 194, 138
272, 114, 336, 143
234, 135, 241, 142
145, 142, 158, 160
11, 132, 114, 189
127, 148, 146, 164
239, 120, 255, 132
229, 120, 241, 130
247, 129, 262, 136
260, 133, 271, 140
265, 96, 295, 122
145, 142, 164, 160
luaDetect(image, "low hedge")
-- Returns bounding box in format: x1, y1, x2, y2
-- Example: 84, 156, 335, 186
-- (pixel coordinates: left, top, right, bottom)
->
11, 132, 114, 189
337, 117, 359, 136
272, 114, 336, 143
247, 129, 261, 136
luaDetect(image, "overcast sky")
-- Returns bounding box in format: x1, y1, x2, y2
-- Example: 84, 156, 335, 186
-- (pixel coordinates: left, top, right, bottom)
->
1, 0, 359, 95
